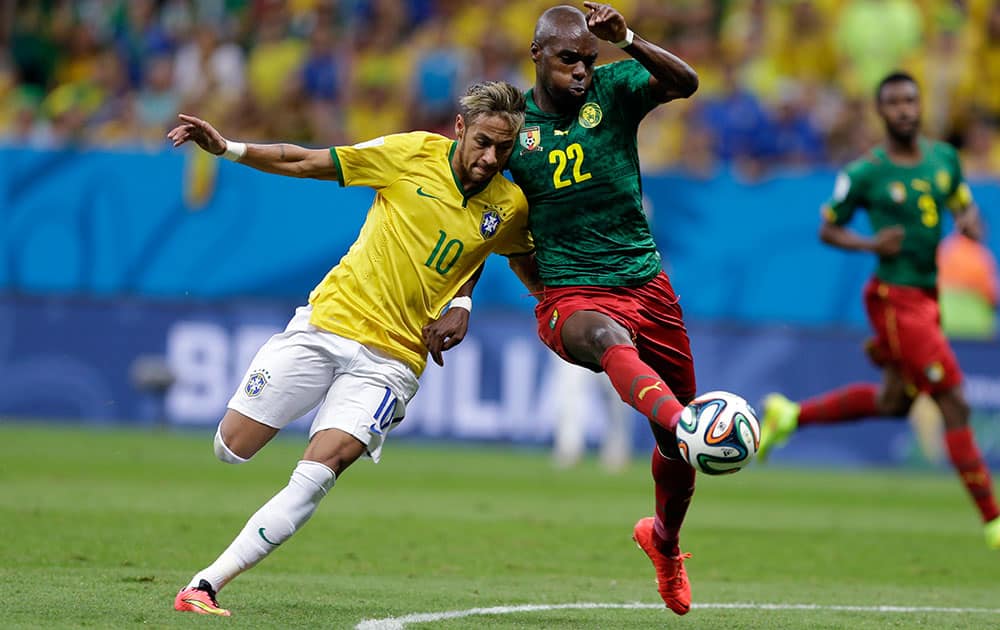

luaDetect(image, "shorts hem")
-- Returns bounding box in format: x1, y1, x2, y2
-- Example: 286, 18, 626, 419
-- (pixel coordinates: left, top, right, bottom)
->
225, 401, 283, 430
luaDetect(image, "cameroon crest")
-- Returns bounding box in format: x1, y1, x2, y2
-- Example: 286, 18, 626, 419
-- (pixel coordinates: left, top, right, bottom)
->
519, 126, 542, 154
889, 181, 906, 203
578, 102, 603, 128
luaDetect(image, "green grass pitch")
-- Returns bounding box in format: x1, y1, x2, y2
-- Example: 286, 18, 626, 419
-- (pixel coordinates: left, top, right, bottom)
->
2, 422, 998, 629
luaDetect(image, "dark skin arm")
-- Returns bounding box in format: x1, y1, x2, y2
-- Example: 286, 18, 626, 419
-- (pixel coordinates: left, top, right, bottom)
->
954, 204, 984, 241
583, 2, 698, 102
508, 253, 544, 300
819, 221, 904, 257
421, 264, 484, 367
167, 114, 340, 180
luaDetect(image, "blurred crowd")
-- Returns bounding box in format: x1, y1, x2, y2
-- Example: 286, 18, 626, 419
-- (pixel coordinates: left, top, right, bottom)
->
2, 0, 1000, 177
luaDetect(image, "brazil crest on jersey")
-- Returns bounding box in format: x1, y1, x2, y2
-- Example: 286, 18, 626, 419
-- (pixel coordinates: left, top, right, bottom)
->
507, 60, 663, 287
309, 132, 533, 375
822, 138, 973, 289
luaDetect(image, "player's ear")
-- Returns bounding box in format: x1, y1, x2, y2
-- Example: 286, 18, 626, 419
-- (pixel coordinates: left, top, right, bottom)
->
454, 114, 465, 140
530, 41, 541, 63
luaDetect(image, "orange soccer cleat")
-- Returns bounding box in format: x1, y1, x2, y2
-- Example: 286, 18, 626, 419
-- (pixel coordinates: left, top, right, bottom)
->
174, 579, 231, 616
632, 516, 692, 615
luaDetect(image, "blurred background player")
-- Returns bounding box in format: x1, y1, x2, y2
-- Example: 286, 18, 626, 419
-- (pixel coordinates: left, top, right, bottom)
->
504, 3, 701, 616
550, 360, 632, 472
166, 82, 534, 616
758, 71, 1000, 550
907, 228, 999, 465
937, 229, 1000, 341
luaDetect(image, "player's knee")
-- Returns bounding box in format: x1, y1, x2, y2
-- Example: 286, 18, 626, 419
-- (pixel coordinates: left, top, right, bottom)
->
954, 397, 971, 421
879, 398, 912, 417
935, 389, 971, 426
214, 427, 250, 464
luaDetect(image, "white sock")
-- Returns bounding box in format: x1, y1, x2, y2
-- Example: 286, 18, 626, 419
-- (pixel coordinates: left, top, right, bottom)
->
187, 460, 336, 591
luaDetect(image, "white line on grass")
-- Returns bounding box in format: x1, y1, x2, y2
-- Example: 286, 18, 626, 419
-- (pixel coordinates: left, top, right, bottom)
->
355, 601, 1000, 629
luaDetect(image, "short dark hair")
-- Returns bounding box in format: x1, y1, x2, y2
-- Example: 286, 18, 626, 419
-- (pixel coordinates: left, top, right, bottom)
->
876, 71, 918, 103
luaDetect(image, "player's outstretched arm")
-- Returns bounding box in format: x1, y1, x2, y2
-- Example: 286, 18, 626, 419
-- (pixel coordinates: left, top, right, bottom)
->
583, 2, 697, 102
166, 114, 340, 181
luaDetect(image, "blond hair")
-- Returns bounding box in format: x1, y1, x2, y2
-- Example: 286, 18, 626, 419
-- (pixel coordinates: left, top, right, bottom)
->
459, 81, 526, 131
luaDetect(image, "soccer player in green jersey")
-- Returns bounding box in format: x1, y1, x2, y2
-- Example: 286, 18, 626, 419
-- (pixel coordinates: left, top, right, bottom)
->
165, 83, 535, 616
505, 3, 701, 615
758, 72, 1000, 550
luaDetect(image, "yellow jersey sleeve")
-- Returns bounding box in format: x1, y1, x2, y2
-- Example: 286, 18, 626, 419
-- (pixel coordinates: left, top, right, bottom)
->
330, 132, 429, 190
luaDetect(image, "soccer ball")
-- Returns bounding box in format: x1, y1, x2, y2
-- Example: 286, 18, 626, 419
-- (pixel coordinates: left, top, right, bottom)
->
675, 391, 761, 475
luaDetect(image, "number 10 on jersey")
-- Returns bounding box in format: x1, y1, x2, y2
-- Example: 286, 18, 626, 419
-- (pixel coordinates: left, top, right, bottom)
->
425, 230, 463, 275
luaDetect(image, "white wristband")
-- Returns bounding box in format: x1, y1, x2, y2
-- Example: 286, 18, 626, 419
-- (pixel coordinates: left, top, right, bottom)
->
222, 140, 247, 162
613, 28, 634, 48
449, 296, 472, 313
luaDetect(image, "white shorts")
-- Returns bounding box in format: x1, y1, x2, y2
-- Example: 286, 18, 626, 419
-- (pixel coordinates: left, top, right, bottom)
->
228, 305, 420, 462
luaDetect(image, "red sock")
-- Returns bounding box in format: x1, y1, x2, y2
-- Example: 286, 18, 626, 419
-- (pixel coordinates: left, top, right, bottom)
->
651, 445, 696, 557
944, 426, 1000, 523
600, 344, 684, 431
799, 383, 879, 426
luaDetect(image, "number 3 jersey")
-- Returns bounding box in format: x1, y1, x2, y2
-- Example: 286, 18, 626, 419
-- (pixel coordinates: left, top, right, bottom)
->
823, 138, 973, 289
310, 132, 532, 375
507, 60, 663, 288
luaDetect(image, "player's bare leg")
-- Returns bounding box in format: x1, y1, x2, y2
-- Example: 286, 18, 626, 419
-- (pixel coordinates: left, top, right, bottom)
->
875, 366, 914, 417
215, 408, 280, 462
560, 314, 695, 614
932, 386, 1000, 547
560, 310, 685, 431
175, 426, 364, 615
759, 367, 908, 462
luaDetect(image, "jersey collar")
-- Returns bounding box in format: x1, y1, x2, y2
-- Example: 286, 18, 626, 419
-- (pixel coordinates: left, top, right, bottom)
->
524, 88, 582, 122
873, 137, 928, 168
449, 141, 490, 207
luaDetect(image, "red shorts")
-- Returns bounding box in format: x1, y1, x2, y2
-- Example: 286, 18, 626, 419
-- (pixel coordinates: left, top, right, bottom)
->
863, 277, 962, 394
534, 271, 697, 404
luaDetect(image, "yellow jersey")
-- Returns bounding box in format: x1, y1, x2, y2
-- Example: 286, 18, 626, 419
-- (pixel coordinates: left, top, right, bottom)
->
309, 131, 533, 376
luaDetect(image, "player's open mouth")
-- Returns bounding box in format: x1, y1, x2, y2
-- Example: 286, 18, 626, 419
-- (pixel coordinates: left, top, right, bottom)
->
569, 86, 585, 96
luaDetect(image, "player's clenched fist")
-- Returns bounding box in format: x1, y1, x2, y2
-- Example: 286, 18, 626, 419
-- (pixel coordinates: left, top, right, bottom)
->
583, 2, 627, 42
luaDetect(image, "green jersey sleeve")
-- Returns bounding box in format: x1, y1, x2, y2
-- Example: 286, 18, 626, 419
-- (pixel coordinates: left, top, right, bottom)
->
602, 60, 660, 127
941, 143, 974, 212
822, 159, 871, 226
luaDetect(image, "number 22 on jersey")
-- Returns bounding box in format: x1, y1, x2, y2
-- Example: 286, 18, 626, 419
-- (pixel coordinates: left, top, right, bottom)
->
549, 143, 592, 189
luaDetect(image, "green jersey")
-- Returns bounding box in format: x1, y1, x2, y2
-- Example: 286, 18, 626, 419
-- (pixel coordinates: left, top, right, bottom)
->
823, 139, 973, 288
507, 60, 662, 287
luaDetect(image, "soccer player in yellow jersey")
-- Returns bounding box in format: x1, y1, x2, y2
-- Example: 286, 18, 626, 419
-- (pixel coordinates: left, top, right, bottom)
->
165, 82, 533, 617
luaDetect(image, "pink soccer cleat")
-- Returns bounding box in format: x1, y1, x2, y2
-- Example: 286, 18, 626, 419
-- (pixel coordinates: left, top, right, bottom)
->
174, 579, 231, 616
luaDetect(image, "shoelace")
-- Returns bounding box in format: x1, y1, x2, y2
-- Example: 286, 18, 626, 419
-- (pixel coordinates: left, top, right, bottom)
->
196, 580, 222, 606
664, 552, 693, 583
